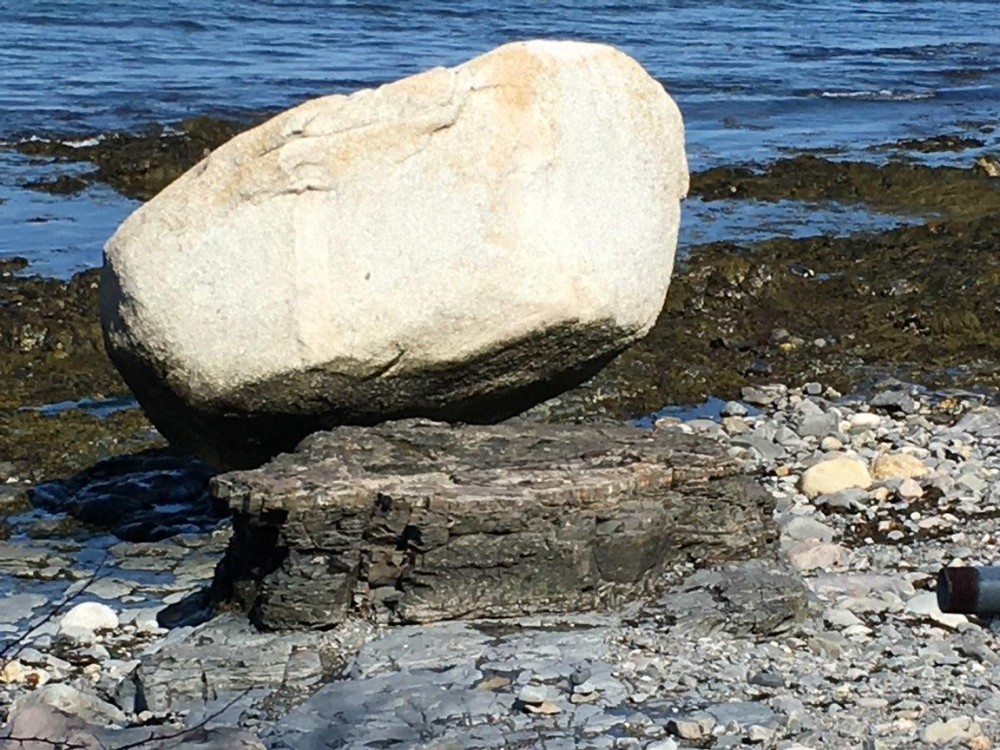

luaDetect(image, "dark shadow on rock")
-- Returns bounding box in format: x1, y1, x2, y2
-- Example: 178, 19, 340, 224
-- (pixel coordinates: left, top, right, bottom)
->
30, 449, 225, 542
157, 587, 216, 629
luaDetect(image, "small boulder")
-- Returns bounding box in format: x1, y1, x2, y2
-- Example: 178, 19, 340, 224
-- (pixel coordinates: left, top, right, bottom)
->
60, 602, 119, 634
871, 452, 929, 481
9, 683, 127, 727
101, 40, 689, 468
800, 456, 872, 498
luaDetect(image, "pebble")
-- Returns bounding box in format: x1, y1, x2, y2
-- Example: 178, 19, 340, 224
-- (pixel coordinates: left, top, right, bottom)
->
871, 452, 929, 481
800, 456, 873, 497
920, 716, 981, 745
59, 602, 119, 633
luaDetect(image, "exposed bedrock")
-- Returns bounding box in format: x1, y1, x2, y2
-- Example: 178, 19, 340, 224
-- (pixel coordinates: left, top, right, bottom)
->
99, 40, 689, 468
209, 419, 777, 630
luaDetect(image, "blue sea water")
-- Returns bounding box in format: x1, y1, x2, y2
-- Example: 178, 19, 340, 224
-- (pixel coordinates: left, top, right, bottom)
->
1, 0, 999, 276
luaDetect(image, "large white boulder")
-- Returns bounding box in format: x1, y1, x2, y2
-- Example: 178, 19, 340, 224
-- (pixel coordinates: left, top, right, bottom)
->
101, 40, 688, 467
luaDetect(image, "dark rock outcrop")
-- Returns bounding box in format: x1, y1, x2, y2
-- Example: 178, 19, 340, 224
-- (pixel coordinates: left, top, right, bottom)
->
210, 419, 777, 629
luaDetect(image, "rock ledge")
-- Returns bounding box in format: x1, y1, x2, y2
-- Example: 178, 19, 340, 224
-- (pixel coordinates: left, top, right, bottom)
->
210, 419, 775, 629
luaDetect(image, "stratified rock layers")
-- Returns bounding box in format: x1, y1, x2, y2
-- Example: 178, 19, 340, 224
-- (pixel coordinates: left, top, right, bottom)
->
210, 420, 776, 629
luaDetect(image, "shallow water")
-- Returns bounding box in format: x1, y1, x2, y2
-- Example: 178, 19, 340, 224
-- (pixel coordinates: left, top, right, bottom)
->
1, 1, 999, 275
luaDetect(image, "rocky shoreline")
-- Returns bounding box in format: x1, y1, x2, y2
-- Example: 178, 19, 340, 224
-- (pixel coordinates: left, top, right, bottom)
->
3, 122, 1000, 748
4, 382, 1000, 748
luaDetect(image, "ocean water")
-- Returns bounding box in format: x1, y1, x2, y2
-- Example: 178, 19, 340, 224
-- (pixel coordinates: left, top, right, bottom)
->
2, 0, 999, 276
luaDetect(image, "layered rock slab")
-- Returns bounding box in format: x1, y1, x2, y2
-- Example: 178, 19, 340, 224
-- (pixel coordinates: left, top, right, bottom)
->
100, 40, 689, 468
210, 420, 776, 629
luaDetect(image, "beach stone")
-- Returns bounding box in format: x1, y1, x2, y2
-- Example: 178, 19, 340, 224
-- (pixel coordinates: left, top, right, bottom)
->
100, 40, 689, 468
9, 684, 128, 727
906, 592, 967, 629
661, 560, 813, 637
211, 419, 776, 629
849, 413, 881, 430
132, 614, 326, 713
870, 390, 918, 414
920, 716, 981, 745
800, 456, 872, 498
784, 542, 849, 571
780, 516, 836, 543
60, 602, 118, 633
871, 453, 929, 481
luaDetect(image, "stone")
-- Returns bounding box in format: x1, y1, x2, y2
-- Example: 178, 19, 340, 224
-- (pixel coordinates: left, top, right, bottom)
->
722, 401, 749, 417
848, 413, 881, 430
800, 456, 872, 498
518, 684, 549, 704
31, 453, 221, 542
784, 542, 849, 571
870, 453, 929, 481
906, 592, 967, 629
100, 40, 689, 468
920, 716, 981, 745
798, 413, 840, 438
780, 516, 836, 543
9, 683, 128, 727
2, 702, 266, 750
667, 717, 713, 740
132, 614, 326, 713
211, 420, 776, 629
897, 477, 924, 499
662, 560, 813, 637
523, 699, 561, 715
870, 390, 918, 414
59, 602, 119, 633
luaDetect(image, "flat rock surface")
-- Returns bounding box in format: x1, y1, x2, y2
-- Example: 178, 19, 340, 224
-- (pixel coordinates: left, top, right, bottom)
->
212, 419, 776, 628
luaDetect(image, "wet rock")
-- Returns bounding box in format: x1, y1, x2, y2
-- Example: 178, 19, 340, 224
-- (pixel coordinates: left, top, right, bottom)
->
101, 41, 688, 468
31, 451, 222, 541
9, 117, 246, 201
212, 419, 776, 629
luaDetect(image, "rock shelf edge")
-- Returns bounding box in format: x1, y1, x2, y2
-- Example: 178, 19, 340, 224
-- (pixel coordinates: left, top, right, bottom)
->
208, 419, 777, 630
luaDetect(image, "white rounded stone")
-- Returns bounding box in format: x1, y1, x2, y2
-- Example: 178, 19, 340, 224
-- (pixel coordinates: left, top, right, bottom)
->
60, 602, 119, 633
800, 456, 873, 498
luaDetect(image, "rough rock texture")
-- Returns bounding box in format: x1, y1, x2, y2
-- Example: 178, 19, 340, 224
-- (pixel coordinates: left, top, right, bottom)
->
100, 40, 688, 468
128, 614, 338, 714
1, 702, 265, 750
210, 420, 776, 630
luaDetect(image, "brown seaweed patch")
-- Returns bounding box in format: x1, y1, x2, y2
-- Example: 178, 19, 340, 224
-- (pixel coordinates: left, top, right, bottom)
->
569, 208, 1000, 419
8, 115, 250, 201
689, 155, 1000, 220
869, 134, 987, 154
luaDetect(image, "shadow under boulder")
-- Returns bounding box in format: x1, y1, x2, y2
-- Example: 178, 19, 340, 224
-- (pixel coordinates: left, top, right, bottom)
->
30, 450, 225, 542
